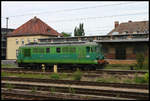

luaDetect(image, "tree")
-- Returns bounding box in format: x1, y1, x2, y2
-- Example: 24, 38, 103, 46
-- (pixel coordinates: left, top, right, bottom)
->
61, 32, 71, 37
74, 23, 85, 36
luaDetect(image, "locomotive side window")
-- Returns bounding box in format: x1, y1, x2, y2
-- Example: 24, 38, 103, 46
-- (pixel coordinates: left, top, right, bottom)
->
91, 47, 93, 52
46, 48, 50, 53
86, 47, 90, 53
62, 47, 68, 53
56, 47, 61, 53
23, 49, 31, 57
69, 47, 76, 53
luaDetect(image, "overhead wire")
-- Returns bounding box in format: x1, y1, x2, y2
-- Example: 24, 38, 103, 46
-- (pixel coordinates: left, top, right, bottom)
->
2, 2, 140, 18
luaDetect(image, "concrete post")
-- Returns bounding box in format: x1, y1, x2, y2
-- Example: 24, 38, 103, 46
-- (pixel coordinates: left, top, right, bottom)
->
54, 64, 57, 73
42, 64, 45, 72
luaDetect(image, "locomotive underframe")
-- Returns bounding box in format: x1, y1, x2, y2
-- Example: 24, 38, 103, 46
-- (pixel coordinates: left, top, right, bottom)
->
18, 62, 105, 70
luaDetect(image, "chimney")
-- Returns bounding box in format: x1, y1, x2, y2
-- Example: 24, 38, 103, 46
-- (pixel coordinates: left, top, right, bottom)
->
114, 21, 119, 28
34, 16, 37, 19
128, 20, 132, 23
33, 16, 37, 23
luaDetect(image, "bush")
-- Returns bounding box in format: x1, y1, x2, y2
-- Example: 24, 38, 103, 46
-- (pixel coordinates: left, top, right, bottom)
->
136, 53, 145, 69
144, 72, 149, 83
134, 74, 147, 84
50, 73, 60, 80
60, 73, 68, 79
143, 56, 149, 69
72, 68, 83, 81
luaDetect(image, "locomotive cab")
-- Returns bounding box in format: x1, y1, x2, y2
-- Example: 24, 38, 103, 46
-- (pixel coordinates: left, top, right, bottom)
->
96, 44, 108, 65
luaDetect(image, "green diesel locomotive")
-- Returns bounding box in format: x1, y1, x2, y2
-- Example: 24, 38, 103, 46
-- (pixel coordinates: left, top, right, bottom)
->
17, 42, 108, 70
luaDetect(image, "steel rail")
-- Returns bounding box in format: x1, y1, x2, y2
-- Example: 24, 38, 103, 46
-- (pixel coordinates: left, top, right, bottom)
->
2, 77, 148, 89
2, 82, 148, 100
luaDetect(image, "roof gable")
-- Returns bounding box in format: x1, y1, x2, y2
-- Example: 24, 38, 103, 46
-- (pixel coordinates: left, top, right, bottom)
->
7, 16, 62, 37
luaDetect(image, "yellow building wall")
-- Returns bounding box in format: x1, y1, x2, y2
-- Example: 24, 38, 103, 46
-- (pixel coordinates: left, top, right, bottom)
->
7, 35, 50, 60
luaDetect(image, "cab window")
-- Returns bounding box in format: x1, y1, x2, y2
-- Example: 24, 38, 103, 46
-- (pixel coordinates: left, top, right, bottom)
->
56, 47, 61, 53
86, 47, 90, 53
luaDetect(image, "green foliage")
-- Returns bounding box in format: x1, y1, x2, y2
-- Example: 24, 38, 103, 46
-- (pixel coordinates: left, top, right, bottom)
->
143, 56, 149, 69
50, 73, 60, 80
123, 78, 133, 84
96, 76, 119, 83
61, 32, 71, 37
1, 64, 17, 68
134, 74, 147, 84
6, 83, 14, 91
104, 64, 131, 70
1, 72, 7, 77
72, 68, 83, 81
74, 23, 85, 36
60, 73, 68, 79
96, 78, 110, 83
136, 53, 145, 69
50, 87, 56, 95
68, 86, 75, 94
144, 72, 149, 83
31, 87, 37, 93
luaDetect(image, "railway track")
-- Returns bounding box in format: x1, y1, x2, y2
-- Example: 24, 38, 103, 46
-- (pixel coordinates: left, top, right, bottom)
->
2, 77, 149, 90
2, 88, 104, 100
2, 77, 149, 100
2, 67, 148, 75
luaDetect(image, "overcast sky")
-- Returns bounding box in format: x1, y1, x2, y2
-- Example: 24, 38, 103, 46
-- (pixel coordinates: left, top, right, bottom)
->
1, 1, 149, 36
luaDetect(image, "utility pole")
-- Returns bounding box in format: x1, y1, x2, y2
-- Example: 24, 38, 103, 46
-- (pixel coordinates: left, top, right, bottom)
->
6, 17, 9, 60
6, 17, 9, 29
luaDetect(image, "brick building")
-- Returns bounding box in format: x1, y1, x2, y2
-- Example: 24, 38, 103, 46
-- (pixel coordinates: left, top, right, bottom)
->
104, 20, 149, 60
7, 16, 62, 60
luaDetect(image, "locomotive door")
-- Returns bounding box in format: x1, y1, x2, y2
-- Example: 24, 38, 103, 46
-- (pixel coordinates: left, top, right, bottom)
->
78, 47, 85, 59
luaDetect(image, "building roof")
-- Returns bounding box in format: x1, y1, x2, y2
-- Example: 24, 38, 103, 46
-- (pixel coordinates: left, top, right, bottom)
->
94, 38, 149, 43
7, 16, 62, 37
108, 20, 149, 35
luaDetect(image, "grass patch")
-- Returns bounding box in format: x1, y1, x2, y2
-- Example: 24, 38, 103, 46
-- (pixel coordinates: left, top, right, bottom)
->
72, 68, 83, 81
50, 87, 56, 95
104, 64, 131, 70
1, 71, 48, 79
5, 83, 15, 91
68, 86, 75, 94
96, 76, 119, 83
50, 73, 60, 80
59, 73, 68, 80
1, 64, 17, 68
134, 73, 148, 84
31, 87, 37, 93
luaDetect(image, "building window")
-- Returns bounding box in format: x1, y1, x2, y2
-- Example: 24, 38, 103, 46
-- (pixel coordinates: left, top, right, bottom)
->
102, 47, 108, 54
33, 38, 36, 42
16, 49, 19, 57
133, 45, 146, 54
22, 39, 24, 45
16, 39, 19, 44
27, 39, 30, 43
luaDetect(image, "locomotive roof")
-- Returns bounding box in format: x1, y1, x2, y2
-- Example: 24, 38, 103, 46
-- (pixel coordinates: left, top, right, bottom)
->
21, 41, 98, 47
